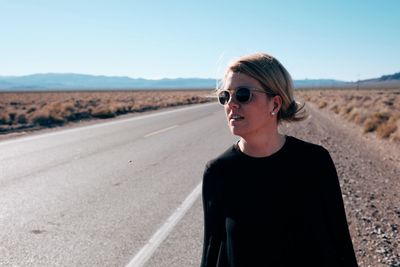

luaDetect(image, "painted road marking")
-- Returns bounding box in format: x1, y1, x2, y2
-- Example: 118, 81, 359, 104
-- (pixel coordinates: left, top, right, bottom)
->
125, 182, 202, 267
143, 125, 179, 138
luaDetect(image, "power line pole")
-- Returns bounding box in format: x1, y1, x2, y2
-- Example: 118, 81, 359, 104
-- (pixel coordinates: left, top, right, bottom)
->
356, 73, 360, 90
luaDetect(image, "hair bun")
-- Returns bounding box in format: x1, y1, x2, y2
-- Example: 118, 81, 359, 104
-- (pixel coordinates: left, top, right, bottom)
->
279, 100, 307, 122
281, 101, 297, 119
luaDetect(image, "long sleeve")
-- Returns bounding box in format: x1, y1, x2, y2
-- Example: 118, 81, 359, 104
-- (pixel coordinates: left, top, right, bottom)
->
200, 162, 226, 267
318, 148, 359, 267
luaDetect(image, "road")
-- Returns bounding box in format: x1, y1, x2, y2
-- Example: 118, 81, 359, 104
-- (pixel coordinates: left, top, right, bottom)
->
0, 102, 237, 267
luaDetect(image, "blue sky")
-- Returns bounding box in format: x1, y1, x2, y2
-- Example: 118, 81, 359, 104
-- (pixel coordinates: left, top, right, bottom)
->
1, 0, 399, 81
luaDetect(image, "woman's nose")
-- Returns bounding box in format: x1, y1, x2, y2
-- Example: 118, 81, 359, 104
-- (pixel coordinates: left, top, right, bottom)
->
227, 95, 240, 108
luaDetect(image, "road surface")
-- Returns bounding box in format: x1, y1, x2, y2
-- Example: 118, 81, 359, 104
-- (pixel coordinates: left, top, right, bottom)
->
0, 102, 236, 266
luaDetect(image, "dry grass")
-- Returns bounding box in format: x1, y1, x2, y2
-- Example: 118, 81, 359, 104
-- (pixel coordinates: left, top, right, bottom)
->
3, 88, 399, 142
297, 88, 400, 142
0, 90, 214, 134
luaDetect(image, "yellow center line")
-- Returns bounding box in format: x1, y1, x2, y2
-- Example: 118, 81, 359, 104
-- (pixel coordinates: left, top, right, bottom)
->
143, 125, 179, 138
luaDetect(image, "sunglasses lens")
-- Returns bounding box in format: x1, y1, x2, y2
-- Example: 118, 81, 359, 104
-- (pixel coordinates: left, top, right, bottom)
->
235, 87, 251, 103
218, 91, 230, 105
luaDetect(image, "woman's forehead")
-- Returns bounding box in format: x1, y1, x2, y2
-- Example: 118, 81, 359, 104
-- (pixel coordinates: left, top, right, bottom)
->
224, 71, 262, 89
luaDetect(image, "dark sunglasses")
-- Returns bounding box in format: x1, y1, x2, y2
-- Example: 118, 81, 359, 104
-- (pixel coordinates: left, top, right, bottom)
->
217, 86, 275, 105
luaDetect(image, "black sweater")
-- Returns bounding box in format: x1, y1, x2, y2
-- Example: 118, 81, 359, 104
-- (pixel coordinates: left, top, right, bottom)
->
200, 135, 358, 267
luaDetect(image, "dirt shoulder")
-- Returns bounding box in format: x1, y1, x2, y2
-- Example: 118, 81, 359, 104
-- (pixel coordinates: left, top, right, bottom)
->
281, 101, 400, 267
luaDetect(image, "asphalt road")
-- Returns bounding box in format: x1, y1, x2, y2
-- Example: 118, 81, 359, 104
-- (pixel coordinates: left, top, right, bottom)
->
0, 102, 237, 267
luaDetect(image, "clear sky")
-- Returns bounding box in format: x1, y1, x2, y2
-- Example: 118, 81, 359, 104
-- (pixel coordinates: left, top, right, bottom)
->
1, 0, 399, 81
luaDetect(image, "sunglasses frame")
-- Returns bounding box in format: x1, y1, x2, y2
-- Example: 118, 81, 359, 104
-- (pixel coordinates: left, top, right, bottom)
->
217, 86, 275, 105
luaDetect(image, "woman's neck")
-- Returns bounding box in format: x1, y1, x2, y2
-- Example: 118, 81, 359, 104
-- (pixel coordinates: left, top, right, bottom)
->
238, 131, 286, 158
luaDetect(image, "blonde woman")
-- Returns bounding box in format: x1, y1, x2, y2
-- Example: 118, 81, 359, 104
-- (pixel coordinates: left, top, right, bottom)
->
201, 53, 358, 267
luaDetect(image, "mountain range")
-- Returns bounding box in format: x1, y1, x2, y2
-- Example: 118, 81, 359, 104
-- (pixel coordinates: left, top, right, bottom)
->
0, 72, 399, 91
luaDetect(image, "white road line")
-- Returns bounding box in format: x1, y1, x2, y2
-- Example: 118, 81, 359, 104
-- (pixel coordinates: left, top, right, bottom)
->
125, 182, 202, 267
143, 125, 179, 138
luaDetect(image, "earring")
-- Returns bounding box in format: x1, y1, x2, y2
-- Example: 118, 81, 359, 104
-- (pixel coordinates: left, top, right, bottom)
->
271, 111, 275, 116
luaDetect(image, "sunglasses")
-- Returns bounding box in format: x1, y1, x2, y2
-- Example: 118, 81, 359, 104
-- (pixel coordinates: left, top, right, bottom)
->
217, 86, 275, 105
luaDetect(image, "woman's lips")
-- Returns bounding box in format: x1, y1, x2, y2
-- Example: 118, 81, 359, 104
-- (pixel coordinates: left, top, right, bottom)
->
229, 114, 244, 120
229, 115, 244, 124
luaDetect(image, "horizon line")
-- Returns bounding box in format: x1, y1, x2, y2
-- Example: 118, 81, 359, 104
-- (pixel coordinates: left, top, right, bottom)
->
0, 71, 399, 83
0, 72, 353, 82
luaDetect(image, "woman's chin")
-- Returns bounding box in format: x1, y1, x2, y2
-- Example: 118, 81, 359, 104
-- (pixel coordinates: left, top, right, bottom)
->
229, 126, 246, 137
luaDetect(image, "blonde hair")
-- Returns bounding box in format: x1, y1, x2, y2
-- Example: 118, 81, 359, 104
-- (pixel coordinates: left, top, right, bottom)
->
219, 53, 307, 123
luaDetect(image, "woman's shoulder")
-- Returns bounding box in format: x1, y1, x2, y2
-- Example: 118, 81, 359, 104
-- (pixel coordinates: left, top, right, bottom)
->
202, 145, 239, 192
205, 144, 240, 171
286, 135, 329, 156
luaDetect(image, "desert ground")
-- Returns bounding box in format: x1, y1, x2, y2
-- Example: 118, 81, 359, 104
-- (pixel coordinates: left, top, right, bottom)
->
297, 88, 400, 143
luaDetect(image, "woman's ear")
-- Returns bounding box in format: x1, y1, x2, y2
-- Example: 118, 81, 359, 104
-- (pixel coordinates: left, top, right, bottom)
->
273, 95, 282, 112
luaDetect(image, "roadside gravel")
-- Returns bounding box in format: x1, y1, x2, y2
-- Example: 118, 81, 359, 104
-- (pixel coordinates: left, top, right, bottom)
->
281, 101, 400, 267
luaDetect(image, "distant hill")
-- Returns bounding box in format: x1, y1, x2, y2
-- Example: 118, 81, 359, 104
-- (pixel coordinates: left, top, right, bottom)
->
295, 72, 400, 89
354, 72, 400, 88
378, 72, 400, 81
0, 73, 217, 91
0, 72, 398, 91
360, 72, 400, 83
293, 79, 346, 88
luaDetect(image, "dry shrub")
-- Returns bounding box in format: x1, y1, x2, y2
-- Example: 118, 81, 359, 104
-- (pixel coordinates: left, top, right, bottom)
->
377, 120, 397, 138
363, 118, 378, 133
356, 97, 369, 106
66, 111, 91, 121
343, 106, 353, 115
0, 113, 8, 125
91, 106, 115, 118
63, 103, 75, 112
27, 107, 36, 113
17, 114, 27, 124
349, 109, 369, 125
110, 103, 130, 115
344, 95, 354, 101
383, 98, 395, 107
331, 105, 340, 114
374, 111, 391, 122
363, 112, 391, 133
74, 100, 82, 108
318, 101, 328, 109
347, 108, 360, 123
390, 120, 400, 142
8, 112, 17, 124
56, 103, 77, 120
39, 102, 81, 122
134, 104, 159, 112
86, 98, 100, 108
32, 114, 64, 126
186, 96, 206, 104
43, 103, 65, 122
302, 95, 311, 102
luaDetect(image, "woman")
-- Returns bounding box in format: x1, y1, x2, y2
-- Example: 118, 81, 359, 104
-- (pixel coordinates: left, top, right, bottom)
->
201, 53, 358, 267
